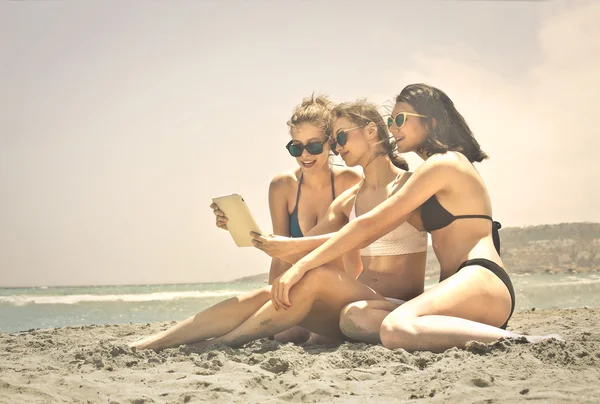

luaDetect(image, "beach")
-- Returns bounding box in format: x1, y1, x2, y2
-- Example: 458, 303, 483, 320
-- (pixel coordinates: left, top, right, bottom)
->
1, 307, 598, 404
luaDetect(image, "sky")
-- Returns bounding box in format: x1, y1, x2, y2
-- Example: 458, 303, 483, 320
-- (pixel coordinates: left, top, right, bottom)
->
1, 0, 599, 287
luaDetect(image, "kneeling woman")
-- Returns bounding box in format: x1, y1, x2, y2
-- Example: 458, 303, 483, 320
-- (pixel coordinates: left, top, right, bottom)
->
131, 100, 429, 350
276, 84, 560, 353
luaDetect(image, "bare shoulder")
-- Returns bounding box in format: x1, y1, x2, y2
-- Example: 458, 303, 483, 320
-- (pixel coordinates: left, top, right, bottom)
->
333, 181, 362, 213
268, 170, 299, 197
416, 152, 467, 174
333, 167, 362, 192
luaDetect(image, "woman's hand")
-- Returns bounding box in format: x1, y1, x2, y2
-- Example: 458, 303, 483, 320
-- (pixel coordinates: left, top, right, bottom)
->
210, 203, 228, 230
271, 265, 305, 310
250, 232, 295, 258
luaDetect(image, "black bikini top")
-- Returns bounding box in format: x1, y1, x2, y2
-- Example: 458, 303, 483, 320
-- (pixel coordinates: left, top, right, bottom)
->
420, 195, 502, 254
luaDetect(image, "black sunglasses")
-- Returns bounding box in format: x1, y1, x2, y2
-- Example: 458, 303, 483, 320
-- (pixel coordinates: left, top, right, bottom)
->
329, 123, 369, 154
286, 139, 329, 158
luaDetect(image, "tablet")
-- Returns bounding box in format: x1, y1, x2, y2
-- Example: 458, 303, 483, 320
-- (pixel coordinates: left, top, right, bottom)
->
211, 194, 264, 247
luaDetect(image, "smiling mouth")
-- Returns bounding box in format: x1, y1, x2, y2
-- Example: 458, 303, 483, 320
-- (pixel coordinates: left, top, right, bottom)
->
301, 160, 316, 167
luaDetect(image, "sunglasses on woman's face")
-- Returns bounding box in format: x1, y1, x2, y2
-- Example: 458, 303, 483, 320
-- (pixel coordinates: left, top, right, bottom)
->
387, 112, 427, 129
329, 123, 369, 153
286, 139, 328, 157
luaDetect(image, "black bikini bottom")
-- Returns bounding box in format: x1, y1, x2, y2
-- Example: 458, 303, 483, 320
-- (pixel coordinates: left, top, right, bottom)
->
456, 258, 515, 330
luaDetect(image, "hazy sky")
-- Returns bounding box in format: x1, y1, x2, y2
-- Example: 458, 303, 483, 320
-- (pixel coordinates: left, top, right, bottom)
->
1, 1, 599, 287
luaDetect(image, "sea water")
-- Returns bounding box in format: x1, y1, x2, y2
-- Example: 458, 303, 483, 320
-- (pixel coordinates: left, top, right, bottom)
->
1, 273, 599, 333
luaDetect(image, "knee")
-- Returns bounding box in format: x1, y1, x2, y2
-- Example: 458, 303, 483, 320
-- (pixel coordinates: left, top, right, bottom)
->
380, 310, 418, 351
339, 301, 369, 337
238, 285, 272, 303
293, 266, 338, 297
257, 285, 272, 299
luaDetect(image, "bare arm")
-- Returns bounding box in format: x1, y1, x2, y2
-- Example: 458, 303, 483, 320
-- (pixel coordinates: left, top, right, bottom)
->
267, 175, 293, 284
294, 158, 452, 274
253, 186, 356, 263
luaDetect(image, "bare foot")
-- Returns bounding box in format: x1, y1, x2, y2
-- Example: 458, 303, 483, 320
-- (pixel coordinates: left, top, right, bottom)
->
524, 334, 564, 343
129, 335, 161, 350
307, 333, 342, 345
274, 326, 311, 344
186, 338, 221, 350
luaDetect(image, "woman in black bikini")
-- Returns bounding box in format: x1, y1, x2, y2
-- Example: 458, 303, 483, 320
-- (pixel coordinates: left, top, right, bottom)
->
272, 84, 560, 352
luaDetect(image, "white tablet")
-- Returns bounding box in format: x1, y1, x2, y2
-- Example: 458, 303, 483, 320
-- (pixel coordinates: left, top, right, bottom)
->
211, 194, 264, 247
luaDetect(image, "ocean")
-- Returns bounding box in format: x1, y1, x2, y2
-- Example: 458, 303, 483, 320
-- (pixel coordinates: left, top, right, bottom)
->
1, 273, 600, 333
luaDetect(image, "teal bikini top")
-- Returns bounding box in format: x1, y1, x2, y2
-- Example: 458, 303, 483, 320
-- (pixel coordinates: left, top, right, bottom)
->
289, 171, 335, 238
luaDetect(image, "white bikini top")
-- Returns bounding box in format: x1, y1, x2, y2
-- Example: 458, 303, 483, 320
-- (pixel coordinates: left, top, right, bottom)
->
349, 174, 428, 257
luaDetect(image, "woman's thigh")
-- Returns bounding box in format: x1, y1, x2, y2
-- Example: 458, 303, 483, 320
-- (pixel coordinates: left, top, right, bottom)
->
386, 265, 512, 327
294, 266, 388, 336
340, 299, 402, 340
297, 265, 385, 304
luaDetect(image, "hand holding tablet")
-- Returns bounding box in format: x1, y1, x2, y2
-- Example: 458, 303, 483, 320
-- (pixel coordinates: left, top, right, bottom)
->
211, 194, 264, 247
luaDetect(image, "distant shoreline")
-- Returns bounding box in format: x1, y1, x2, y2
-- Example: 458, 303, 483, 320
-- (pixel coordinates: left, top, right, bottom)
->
2, 222, 598, 289
2, 269, 598, 290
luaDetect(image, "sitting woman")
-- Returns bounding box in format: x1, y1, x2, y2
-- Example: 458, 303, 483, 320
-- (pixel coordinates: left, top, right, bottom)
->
274, 84, 560, 352
211, 94, 361, 343
131, 100, 429, 350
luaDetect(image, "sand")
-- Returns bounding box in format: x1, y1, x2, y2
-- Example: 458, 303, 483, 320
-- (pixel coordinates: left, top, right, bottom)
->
1, 308, 599, 404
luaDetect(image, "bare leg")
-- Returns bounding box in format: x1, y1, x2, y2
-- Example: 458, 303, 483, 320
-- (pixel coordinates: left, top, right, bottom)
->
131, 286, 272, 350
340, 299, 403, 344
307, 334, 341, 345
210, 265, 386, 347
273, 326, 311, 344
274, 302, 333, 344
380, 266, 562, 353
303, 302, 349, 345
268, 259, 312, 344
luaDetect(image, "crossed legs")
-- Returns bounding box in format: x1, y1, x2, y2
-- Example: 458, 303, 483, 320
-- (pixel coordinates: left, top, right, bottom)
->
132, 265, 385, 350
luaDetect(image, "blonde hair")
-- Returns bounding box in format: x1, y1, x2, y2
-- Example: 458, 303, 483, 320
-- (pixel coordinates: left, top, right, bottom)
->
287, 94, 334, 138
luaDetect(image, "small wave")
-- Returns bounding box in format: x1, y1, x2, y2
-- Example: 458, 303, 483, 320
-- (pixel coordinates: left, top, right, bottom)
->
0, 290, 246, 306
525, 279, 600, 288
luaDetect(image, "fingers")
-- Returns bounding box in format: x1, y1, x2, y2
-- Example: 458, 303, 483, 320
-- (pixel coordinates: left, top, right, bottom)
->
251, 233, 270, 255
211, 203, 228, 229
250, 232, 267, 244
276, 283, 284, 310
216, 217, 228, 230
276, 281, 291, 310
280, 284, 291, 309
210, 203, 226, 217
271, 282, 281, 311
282, 285, 292, 308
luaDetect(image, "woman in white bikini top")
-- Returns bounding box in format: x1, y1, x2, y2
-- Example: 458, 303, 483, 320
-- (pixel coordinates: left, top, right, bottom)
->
251, 101, 429, 343
349, 173, 426, 257
130, 100, 430, 350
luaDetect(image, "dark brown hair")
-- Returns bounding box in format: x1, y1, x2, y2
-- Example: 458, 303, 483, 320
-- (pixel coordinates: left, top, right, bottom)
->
396, 84, 488, 162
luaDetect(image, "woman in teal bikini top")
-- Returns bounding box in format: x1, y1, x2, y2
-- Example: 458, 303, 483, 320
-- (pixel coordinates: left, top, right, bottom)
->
289, 171, 336, 238
211, 94, 360, 344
